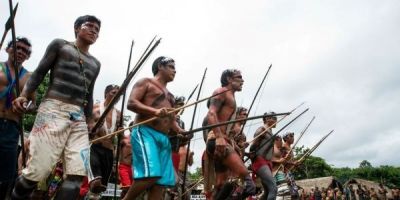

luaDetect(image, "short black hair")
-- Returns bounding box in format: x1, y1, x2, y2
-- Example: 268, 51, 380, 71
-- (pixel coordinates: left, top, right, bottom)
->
263, 111, 277, 122
220, 69, 240, 86
74, 15, 101, 37
152, 56, 175, 76
7, 37, 32, 49
236, 107, 247, 115
104, 84, 119, 98
174, 96, 185, 105
283, 132, 294, 142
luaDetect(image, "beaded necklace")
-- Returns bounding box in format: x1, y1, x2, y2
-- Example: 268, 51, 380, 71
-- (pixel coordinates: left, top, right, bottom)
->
73, 43, 89, 107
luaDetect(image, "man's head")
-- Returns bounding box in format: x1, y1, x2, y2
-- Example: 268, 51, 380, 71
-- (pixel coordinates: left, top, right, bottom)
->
274, 135, 283, 147
174, 96, 185, 108
152, 56, 176, 82
104, 84, 119, 100
236, 107, 248, 121
220, 69, 244, 91
74, 15, 101, 43
283, 132, 294, 144
263, 111, 277, 127
6, 37, 32, 65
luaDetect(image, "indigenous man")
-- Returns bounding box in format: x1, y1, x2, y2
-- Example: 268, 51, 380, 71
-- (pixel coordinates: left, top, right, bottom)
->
123, 56, 184, 200
281, 132, 300, 198
230, 106, 249, 158
271, 135, 285, 173
12, 15, 101, 199
85, 84, 121, 199
271, 135, 291, 199
249, 112, 278, 200
0, 37, 33, 199
203, 69, 255, 199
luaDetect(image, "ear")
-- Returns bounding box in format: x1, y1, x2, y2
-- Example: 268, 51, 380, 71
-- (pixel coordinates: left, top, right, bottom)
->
5, 47, 12, 54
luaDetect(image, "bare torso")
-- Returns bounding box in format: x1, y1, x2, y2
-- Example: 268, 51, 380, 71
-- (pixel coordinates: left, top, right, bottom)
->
206, 87, 236, 137
272, 145, 283, 172
0, 62, 30, 122
91, 102, 121, 150
131, 78, 175, 134
120, 135, 132, 165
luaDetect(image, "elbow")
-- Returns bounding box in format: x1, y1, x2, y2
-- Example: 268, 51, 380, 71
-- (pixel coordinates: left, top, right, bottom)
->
127, 100, 139, 112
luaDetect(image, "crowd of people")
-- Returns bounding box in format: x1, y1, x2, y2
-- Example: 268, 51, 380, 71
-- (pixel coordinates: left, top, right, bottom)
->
0, 13, 395, 200
299, 184, 400, 200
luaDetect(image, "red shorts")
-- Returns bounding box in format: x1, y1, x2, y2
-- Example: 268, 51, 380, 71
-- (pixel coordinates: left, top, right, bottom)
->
251, 156, 272, 173
79, 176, 89, 197
172, 152, 180, 172
119, 163, 133, 187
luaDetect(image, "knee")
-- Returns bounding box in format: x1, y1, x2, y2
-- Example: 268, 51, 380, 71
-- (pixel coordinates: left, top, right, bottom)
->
11, 176, 38, 200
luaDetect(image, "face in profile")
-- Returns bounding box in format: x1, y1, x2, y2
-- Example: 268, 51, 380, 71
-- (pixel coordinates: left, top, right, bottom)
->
230, 71, 244, 91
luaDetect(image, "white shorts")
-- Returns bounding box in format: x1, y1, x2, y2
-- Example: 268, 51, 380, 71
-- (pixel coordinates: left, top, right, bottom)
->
23, 98, 89, 181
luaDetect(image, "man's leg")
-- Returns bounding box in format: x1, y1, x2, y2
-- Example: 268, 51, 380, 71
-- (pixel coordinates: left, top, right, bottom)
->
54, 175, 84, 200
11, 176, 38, 200
256, 165, 277, 200
223, 151, 256, 196
148, 184, 165, 200
123, 178, 158, 199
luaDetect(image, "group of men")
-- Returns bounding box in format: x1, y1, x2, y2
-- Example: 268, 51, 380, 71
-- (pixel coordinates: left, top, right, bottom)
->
0, 14, 302, 200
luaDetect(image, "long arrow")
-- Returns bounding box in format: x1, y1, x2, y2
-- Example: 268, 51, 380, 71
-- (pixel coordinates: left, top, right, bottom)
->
180, 112, 290, 136
0, 3, 18, 49
244, 108, 309, 162
274, 116, 315, 174
288, 130, 333, 171
178, 84, 198, 115
238, 64, 271, 138
247, 102, 305, 145
182, 68, 207, 193
90, 88, 231, 143
8, 0, 26, 168
114, 40, 134, 199
91, 36, 160, 134
298, 130, 333, 162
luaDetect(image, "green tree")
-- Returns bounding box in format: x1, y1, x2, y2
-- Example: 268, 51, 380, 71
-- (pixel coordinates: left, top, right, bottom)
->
359, 160, 372, 168
189, 167, 202, 182
22, 73, 50, 131
292, 145, 333, 179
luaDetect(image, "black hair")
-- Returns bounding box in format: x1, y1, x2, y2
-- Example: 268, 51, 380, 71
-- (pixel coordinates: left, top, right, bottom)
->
6, 37, 32, 49
220, 69, 240, 86
74, 15, 101, 37
283, 132, 294, 142
151, 56, 175, 76
104, 84, 119, 98
262, 111, 277, 122
236, 107, 247, 115
174, 96, 185, 105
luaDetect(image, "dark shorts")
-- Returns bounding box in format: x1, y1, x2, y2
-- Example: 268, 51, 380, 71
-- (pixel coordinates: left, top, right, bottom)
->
88, 144, 113, 186
206, 138, 234, 173
0, 118, 19, 182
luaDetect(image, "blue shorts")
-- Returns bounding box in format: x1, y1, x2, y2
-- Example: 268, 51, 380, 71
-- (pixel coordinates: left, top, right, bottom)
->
0, 118, 19, 182
131, 125, 175, 187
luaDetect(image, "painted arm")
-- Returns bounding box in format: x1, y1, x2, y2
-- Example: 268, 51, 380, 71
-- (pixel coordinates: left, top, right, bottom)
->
84, 62, 100, 118
13, 39, 62, 113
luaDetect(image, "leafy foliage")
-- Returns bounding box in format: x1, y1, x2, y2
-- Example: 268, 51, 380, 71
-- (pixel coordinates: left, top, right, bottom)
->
292, 146, 400, 188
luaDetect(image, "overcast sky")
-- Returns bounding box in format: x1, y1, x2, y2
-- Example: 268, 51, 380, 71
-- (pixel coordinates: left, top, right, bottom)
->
1, 0, 399, 171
